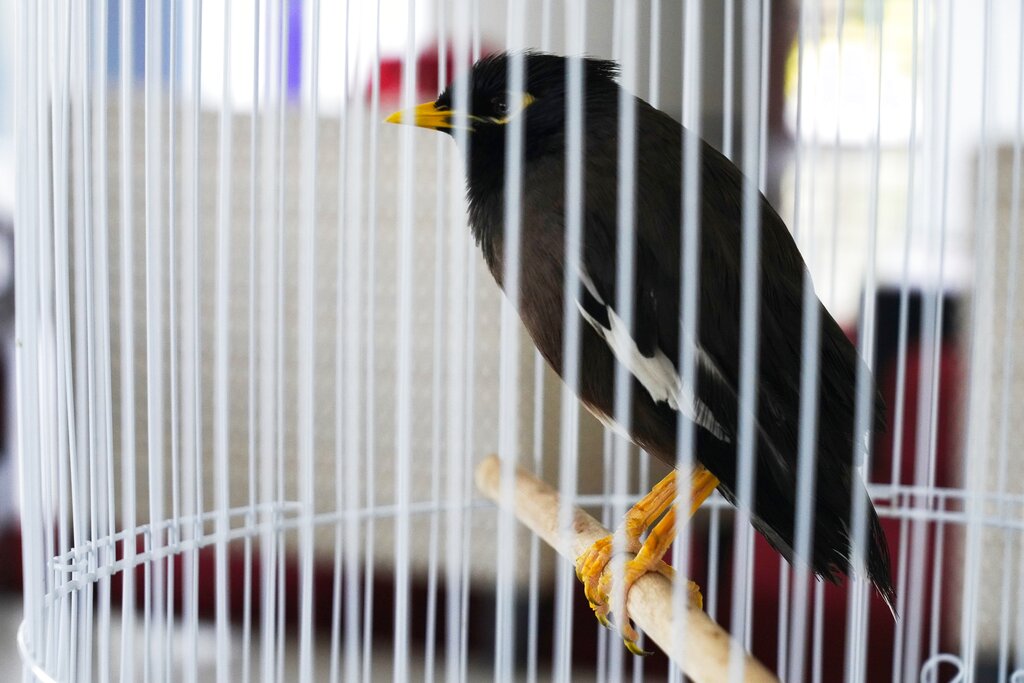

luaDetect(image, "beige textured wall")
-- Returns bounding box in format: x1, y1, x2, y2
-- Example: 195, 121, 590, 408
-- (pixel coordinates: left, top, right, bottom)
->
98, 97, 637, 589
958, 144, 1024, 654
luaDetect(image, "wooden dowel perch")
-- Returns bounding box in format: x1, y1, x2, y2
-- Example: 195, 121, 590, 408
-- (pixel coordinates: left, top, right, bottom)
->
476, 454, 780, 683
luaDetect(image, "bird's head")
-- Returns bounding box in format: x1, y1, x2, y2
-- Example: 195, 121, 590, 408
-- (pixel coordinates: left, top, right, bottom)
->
386, 52, 621, 238
385, 51, 620, 154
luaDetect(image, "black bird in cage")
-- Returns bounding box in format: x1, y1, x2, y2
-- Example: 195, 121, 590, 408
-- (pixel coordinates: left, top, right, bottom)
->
387, 51, 895, 654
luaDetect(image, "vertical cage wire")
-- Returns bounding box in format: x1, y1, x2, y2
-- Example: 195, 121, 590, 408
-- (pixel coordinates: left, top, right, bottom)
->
12, 1, 1024, 682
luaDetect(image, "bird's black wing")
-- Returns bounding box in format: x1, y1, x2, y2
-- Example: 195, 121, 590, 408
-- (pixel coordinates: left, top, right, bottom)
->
689, 154, 895, 608
575, 104, 884, 464
574, 102, 893, 609
571, 111, 777, 457
696, 138, 886, 467
572, 242, 734, 444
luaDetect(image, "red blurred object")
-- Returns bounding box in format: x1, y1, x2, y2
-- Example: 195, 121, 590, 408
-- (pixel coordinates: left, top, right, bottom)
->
737, 337, 964, 680
371, 45, 481, 101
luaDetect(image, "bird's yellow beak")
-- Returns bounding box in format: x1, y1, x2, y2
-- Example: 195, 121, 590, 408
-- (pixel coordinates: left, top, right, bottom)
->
385, 101, 456, 130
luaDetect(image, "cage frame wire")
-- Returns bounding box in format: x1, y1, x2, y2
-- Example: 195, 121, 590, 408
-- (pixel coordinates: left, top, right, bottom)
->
13, 0, 1024, 682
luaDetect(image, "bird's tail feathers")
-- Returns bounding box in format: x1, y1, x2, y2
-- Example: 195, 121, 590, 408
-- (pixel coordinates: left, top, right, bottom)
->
866, 503, 898, 618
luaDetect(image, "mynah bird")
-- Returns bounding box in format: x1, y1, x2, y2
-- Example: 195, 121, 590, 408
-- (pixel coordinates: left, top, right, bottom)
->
387, 51, 896, 653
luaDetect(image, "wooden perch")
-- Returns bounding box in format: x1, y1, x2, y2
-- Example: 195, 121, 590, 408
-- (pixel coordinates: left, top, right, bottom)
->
475, 454, 780, 683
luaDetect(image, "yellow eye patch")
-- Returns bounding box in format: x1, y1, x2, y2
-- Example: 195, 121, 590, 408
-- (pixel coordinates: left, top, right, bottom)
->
489, 92, 537, 124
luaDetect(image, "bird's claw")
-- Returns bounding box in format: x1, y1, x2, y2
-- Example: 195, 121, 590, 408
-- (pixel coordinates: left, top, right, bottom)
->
577, 536, 704, 655
593, 598, 647, 654
575, 535, 640, 616
623, 630, 651, 657
591, 603, 613, 629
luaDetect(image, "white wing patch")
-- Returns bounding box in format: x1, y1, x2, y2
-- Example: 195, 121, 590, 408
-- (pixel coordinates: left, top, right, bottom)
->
576, 268, 731, 442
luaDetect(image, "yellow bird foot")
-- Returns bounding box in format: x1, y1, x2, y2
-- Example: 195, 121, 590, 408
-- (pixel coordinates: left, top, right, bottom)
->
592, 552, 703, 655
575, 534, 640, 619
574, 467, 718, 655
575, 534, 703, 655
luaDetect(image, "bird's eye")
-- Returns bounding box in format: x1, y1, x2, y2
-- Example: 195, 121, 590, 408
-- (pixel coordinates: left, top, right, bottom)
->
491, 96, 509, 116
486, 92, 535, 124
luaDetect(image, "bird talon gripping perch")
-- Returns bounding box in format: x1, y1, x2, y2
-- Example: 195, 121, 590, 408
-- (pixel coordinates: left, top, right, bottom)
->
474, 455, 782, 681
391, 50, 895, 660
575, 467, 716, 650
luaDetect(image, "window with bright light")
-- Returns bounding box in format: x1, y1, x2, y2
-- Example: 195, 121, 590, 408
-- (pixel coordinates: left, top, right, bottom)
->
779, 0, 1023, 322
783, 2, 916, 146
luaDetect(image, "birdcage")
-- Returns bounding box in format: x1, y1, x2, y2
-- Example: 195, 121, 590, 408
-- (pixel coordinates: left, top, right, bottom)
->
12, 1, 1024, 682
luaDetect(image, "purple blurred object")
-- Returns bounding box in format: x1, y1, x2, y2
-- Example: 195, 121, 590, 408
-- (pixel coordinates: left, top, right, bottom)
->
287, 0, 302, 99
